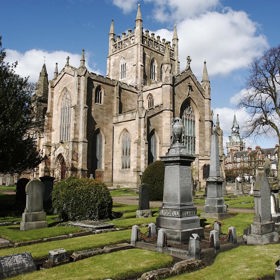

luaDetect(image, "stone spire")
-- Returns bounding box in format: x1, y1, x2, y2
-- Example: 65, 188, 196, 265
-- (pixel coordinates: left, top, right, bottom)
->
109, 19, 114, 35
80, 49, 85, 67
216, 113, 220, 128
35, 63, 48, 98
135, 3, 143, 43
136, 3, 142, 22
202, 61, 209, 82
108, 20, 115, 56
54, 63, 58, 79
232, 114, 239, 132
172, 25, 180, 74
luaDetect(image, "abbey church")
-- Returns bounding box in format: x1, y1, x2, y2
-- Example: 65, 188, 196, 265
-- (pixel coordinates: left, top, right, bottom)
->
33, 5, 221, 188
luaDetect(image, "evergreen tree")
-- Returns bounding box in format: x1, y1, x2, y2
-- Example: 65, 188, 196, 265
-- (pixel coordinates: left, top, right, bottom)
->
0, 37, 42, 174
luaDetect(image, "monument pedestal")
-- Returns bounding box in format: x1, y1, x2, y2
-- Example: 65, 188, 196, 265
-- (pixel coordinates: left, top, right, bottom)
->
156, 144, 203, 244
20, 211, 48, 230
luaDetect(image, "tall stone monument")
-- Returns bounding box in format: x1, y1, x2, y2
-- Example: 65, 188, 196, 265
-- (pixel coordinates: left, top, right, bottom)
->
202, 125, 227, 219
20, 179, 48, 231
246, 167, 279, 244
156, 117, 203, 243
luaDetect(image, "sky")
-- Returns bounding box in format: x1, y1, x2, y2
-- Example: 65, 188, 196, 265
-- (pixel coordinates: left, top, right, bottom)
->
1, 0, 279, 151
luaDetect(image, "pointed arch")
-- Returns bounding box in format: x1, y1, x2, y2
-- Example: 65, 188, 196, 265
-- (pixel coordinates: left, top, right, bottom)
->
95, 85, 103, 104
180, 99, 196, 155
148, 129, 158, 164
120, 129, 131, 169
150, 58, 157, 81
120, 57, 126, 79
55, 154, 66, 180
147, 93, 154, 109
93, 128, 104, 170
60, 90, 71, 142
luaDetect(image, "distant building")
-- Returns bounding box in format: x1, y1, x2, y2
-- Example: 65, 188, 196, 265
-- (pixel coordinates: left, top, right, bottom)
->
225, 115, 278, 181
33, 5, 222, 188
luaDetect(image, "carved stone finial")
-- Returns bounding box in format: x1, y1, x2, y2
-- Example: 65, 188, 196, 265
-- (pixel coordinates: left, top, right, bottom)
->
186, 56, 191, 69
66, 56, 70, 66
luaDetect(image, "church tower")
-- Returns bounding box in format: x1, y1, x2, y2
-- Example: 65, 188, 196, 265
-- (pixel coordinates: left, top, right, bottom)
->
226, 114, 245, 154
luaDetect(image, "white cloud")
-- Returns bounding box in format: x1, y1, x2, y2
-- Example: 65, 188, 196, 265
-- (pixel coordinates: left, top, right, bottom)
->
5, 49, 97, 83
112, 0, 138, 14
145, 0, 220, 22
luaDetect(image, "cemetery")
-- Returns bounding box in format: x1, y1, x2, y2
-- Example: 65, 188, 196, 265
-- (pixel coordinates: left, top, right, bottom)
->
0, 119, 279, 280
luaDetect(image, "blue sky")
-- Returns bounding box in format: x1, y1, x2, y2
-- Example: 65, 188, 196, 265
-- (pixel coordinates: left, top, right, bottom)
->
1, 0, 279, 149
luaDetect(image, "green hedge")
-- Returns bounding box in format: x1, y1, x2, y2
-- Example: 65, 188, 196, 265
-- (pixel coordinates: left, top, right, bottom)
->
141, 160, 164, 201
52, 178, 112, 221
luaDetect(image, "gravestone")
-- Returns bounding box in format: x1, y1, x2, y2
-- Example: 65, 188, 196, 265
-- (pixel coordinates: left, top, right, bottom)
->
157, 118, 203, 243
245, 167, 279, 244
131, 225, 140, 246
16, 178, 29, 212
213, 221, 221, 235
48, 248, 68, 266
0, 252, 36, 279
136, 183, 152, 218
188, 233, 201, 259
202, 125, 227, 219
40, 176, 55, 213
271, 192, 280, 223
227, 226, 237, 244
157, 229, 167, 251
275, 260, 280, 280
148, 223, 157, 238
209, 229, 220, 251
20, 179, 48, 231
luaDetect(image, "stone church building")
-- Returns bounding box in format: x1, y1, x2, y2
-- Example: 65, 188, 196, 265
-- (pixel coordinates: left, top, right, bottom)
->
34, 5, 217, 188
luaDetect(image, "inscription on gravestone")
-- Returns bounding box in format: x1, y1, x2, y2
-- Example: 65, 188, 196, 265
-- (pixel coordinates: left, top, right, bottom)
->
0, 252, 36, 279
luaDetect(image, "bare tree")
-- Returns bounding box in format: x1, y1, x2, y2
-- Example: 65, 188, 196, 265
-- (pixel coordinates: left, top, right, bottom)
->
239, 46, 280, 182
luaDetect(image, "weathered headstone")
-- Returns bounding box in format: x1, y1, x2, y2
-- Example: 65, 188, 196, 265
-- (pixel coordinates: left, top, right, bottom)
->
136, 183, 152, 218
202, 125, 227, 219
188, 233, 201, 259
245, 167, 279, 244
0, 252, 36, 279
227, 226, 237, 244
213, 221, 221, 235
20, 179, 48, 231
157, 118, 203, 243
157, 229, 167, 251
48, 248, 68, 266
209, 229, 220, 251
148, 223, 157, 238
131, 225, 140, 246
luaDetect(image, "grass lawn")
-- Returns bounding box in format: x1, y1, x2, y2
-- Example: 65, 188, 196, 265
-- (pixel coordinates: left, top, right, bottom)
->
168, 244, 280, 280
110, 188, 137, 197
0, 229, 131, 259
10, 248, 173, 280
0, 223, 83, 243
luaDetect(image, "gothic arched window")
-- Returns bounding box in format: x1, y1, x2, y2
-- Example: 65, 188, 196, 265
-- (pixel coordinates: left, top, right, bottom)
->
182, 105, 195, 154
148, 130, 157, 164
150, 58, 156, 81
120, 58, 126, 79
121, 130, 130, 169
147, 94, 154, 109
60, 92, 71, 142
93, 130, 103, 169
95, 86, 103, 104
